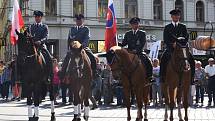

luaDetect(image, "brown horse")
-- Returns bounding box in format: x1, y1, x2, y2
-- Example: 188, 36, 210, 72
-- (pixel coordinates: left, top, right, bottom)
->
66, 41, 92, 121
162, 39, 192, 121
105, 46, 150, 121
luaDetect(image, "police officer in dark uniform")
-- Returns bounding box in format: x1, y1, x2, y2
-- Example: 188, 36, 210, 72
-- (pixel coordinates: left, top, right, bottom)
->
26, 10, 53, 78
60, 14, 98, 79
160, 9, 195, 83
119, 17, 152, 81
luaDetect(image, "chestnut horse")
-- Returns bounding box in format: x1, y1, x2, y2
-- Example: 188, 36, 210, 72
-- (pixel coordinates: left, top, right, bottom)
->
105, 46, 150, 121
65, 41, 92, 121
162, 39, 192, 121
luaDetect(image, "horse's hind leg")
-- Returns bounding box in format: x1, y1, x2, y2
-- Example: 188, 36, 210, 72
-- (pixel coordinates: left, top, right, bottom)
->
135, 88, 143, 121
162, 84, 169, 121
49, 83, 56, 121
169, 88, 177, 121
123, 87, 131, 121
143, 86, 150, 121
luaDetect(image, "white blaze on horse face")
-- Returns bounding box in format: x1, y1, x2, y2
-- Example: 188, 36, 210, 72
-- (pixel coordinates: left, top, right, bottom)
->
182, 48, 190, 70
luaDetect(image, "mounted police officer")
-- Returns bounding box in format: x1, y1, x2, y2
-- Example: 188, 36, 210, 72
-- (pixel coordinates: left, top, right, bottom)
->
26, 10, 53, 79
160, 9, 195, 83
60, 14, 98, 80
119, 17, 153, 81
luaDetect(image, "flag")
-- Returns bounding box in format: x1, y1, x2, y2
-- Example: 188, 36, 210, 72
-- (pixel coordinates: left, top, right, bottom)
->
10, 0, 24, 45
149, 41, 161, 60
105, 0, 117, 52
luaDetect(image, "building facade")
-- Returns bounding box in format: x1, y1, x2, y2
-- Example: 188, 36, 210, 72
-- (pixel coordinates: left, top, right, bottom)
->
6, 0, 215, 60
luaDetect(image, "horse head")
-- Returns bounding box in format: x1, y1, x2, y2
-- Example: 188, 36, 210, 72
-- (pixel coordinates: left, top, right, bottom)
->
16, 30, 37, 65
105, 46, 124, 80
173, 37, 190, 71
68, 41, 85, 79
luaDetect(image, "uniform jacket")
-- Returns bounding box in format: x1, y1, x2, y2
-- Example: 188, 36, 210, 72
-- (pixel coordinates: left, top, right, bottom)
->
163, 23, 189, 51
67, 25, 90, 49
27, 23, 49, 47
121, 29, 146, 53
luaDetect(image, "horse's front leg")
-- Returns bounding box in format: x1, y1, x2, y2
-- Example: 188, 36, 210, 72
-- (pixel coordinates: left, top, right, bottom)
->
72, 85, 81, 121
135, 88, 143, 121
169, 88, 177, 121
162, 84, 169, 121
123, 87, 131, 121
183, 85, 190, 121
143, 85, 150, 121
83, 85, 90, 121
26, 85, 33, 121
177, 88, 183, 121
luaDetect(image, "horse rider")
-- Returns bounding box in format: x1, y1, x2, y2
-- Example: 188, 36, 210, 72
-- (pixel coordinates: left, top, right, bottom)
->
26, 10, 53, 79
160, 9, 195, 84
118, 17, 153, 82
60, 14, 98, 80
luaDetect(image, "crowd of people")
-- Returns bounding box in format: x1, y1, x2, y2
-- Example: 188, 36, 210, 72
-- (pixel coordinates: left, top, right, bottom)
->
1, 57, 215, 109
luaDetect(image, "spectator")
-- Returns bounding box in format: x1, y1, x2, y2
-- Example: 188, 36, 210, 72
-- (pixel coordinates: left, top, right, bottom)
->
2, 62, 12, 101
194, 61, 206, 106
101, 64, 113, 105
152, 58, 163, 107
0, 61, 5, 99
205, 58, 215, 106
53, 58, 60, 105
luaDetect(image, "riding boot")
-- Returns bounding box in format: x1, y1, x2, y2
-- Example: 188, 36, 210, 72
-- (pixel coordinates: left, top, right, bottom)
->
85, 48, 98, 79
160, 50, 171, 83
189, 53, 195, 85
59, 52, 72, 80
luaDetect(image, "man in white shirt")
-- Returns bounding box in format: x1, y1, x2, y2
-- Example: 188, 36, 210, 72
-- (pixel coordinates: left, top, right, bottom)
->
205, 58, 215, 106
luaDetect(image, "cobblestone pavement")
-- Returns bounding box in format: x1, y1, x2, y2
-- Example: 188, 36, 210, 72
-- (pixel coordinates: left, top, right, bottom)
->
0, 98, 215, 121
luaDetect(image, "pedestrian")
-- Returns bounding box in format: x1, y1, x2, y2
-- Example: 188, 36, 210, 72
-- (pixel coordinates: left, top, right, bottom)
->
194, 61, 206, 106
1, 62, 12, 101
205, 58, 215, 106
52, 58, 60, 105
151, 58, 163, 107
101, 64, 113, 105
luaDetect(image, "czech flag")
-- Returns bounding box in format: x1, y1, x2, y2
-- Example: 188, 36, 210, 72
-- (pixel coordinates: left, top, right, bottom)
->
10, 0, 24, 45
105, 0, 117, 52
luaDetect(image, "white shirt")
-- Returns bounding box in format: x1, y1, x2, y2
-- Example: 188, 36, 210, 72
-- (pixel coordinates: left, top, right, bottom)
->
132, 29, 139, 35
205, 65, 215, 77
172, 21, 179, 27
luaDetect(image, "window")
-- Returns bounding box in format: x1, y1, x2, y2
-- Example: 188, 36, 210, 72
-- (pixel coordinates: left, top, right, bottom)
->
73, 0, 84, 16
153, 0, 162, 20
98, 0, 108, 19
45, 0, 57, 16
196, 1, 204, 22
175, 0, 184, 21
19, 0, 29, 15
125, 0, 138, 18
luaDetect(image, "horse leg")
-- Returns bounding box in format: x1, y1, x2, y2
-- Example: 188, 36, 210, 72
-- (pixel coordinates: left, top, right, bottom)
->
135, 88, 143, 121
72, 86, 81, 121
49, 82, 56, 121
83, 86, 90, 121
177, 88, 183, 121
143, 86, 149, 121
183, 86, 189, 121
33, 84, 41, 121
123, 87, 131, 121
26, 86, 33, 121
162, 84, 169, 121
169, 88, 177, 121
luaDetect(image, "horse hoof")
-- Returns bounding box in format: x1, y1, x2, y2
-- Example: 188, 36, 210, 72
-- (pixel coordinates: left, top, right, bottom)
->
184, 117, 188, 121
179, 119, 184, 121
164, 120, 168, 121
51, 116, 56, 121
83, 115, 89, 121
28, 117, 34, 121
33, 117, 39, 121
72, 118, 81, 121
144, 119, 148, 121
127, 117, 131, 121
